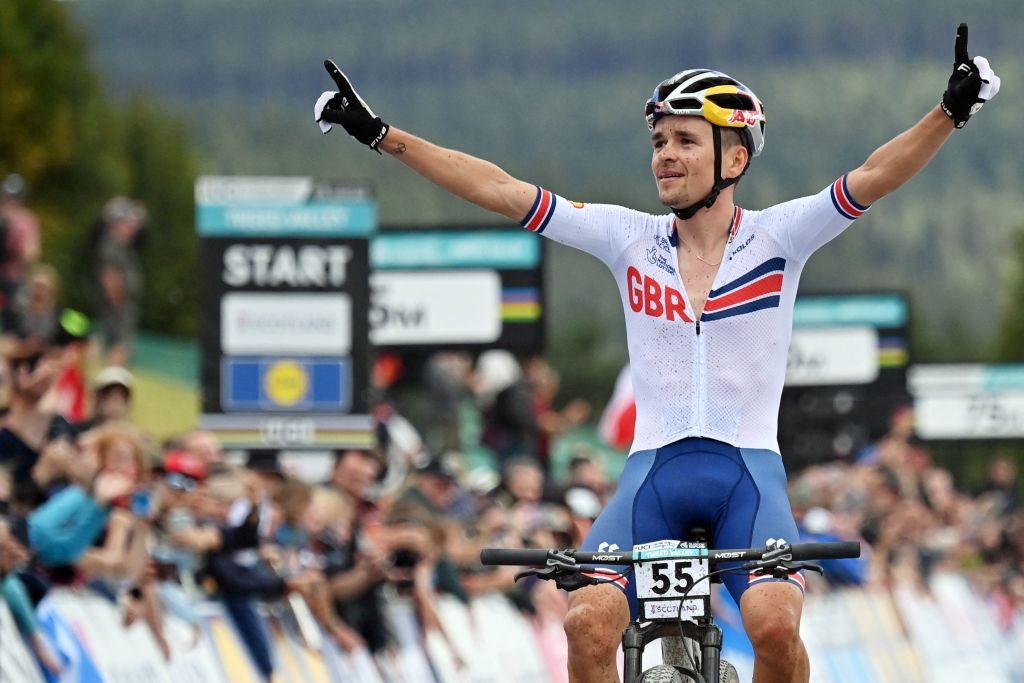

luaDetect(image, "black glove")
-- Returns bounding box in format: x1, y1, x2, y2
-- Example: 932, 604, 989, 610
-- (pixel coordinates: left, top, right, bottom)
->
940, 23, 1000, 128
315, 60, 390, 152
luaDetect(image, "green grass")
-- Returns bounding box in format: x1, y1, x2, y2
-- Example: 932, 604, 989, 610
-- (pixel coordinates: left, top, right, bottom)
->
131, 368, 198, 442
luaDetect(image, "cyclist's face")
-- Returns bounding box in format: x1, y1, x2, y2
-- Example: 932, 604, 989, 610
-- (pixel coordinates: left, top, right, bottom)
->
650, 116, 715, 208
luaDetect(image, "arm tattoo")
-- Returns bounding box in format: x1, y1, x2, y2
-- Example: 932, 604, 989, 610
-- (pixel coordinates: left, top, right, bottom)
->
393, 142, 407, 155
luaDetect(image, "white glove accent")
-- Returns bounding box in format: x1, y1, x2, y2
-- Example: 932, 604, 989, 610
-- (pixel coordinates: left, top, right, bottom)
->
974, 56, 1001, 101
314, 91, 336, 134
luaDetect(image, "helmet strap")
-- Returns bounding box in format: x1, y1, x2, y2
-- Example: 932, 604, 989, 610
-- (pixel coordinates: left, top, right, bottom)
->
671, 126, 749, 222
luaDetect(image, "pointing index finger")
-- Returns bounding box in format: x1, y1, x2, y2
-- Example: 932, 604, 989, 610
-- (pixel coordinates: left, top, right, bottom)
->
324, 59, 354, 95
954, 23, 969, 65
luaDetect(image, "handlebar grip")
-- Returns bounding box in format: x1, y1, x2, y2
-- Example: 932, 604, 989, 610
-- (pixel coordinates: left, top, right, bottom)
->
789, 541, 861, 560
480, 548, 551, 566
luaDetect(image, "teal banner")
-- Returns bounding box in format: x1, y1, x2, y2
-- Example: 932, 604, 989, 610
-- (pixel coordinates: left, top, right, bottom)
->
196, 200, 376, 236
371, 231, 540, 269
793, 294, 907, 328
983, 365, 1024, 391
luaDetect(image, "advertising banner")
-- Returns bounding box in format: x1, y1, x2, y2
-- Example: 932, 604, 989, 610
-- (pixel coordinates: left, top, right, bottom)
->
370, 229, 544, 352
779, 293, 911, 466
909, 364, 1024, 439
197, 177, 374, 450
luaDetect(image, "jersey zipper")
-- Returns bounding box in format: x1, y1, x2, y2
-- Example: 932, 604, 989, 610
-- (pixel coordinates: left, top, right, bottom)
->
669, 217, 710, 437
695, 316, 705, 433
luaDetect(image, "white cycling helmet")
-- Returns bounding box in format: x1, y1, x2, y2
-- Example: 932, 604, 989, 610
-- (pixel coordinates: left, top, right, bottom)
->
645, 69, 766, 157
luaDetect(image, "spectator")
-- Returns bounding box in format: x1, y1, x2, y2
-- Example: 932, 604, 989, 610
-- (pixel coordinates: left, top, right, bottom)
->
239, 448, 283, 540
854, 404, 920, 468
71, 423, 171, 658
95, 196, 146, 366
266, 476, 366, 651
26, 437, 136, 567
48, 309, 93, 423
0, 174, 40, 332
480, 353, 534, 462
978, 455, 1019, 515
383, 500, 466, 663
422, 351, 475, 454
11, 264, 60, 345
170, 469, 314, 680
69, 424, 151, 585
525, 356, 591, 467
396, 455, 472, 601
71, 365, 135, 436
184, 429, 225, 470
474, 349, 522, 413
150, 448, 206, 609
482, 355, 590, 469
399, 454, 461, 517
492, 456, 568, 550
373, 401, 425, 499
0, 338, 74, 493
562, 453, 610, 541
0, 516, 61, 676
327, 448, 395, 652
297, 485, 366, 651
564, 453, 610, 502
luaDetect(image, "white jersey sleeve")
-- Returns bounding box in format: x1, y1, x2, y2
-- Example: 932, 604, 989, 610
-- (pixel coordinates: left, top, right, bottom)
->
519, 186, 654, 266
758, 174, 871, 262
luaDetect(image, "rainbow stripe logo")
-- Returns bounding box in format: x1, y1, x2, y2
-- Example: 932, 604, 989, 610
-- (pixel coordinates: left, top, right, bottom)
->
878, 336, 908, 368
502, 287, 541, 322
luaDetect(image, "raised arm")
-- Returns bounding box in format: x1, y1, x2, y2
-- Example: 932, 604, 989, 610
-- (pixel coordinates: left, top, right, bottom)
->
315, 60, 536, 222
845, 24, 1000, 207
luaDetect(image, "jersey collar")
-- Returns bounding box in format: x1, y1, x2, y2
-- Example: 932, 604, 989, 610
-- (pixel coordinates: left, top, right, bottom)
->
668, 206, 743, 248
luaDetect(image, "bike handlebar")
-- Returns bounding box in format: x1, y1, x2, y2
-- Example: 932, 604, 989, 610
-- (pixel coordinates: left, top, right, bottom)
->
480, 540, 860, 567
786, 541, 861, 561
480, 548, 552, 566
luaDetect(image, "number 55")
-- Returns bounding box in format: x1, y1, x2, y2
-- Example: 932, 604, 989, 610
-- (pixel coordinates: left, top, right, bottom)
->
651, 561, 695, 595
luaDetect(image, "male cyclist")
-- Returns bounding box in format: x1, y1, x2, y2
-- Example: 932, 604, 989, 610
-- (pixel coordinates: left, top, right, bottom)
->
315, 24, 999, 683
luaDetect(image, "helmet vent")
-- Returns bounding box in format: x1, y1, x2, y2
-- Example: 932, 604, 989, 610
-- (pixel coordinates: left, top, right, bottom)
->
666, 96, 703, 111
706, 92, 755, 111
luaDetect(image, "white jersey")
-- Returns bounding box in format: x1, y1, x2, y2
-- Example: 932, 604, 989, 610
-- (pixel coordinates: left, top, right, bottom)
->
520, 176, 869, 455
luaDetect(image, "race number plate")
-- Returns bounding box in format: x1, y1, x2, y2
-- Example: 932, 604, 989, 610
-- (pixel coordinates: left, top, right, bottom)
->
634, 540, 709, 620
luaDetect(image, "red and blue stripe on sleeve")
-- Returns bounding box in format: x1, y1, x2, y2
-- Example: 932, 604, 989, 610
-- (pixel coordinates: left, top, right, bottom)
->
830, 174, 870, 220
520, 186, 557, 233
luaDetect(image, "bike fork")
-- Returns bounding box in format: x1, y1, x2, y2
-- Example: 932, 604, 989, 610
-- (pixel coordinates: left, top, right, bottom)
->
622, 622, 644, 683
620, 619, 724, 683
697, 618, 724, 682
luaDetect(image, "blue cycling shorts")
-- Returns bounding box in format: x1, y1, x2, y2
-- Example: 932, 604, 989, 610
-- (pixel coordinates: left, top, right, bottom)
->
581, 437, 803, 619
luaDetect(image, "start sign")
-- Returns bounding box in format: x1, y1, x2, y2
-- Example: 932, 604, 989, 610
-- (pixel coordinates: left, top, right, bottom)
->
197, 176, 374, 450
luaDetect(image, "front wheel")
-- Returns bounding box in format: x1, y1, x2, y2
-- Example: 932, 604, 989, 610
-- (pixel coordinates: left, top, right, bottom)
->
718, 660, 739, 683
637, 659, 738, 683
638, 664, 690, 683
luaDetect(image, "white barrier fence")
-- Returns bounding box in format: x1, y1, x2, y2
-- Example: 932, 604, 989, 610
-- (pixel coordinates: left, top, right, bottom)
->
2, 572, 1022, 683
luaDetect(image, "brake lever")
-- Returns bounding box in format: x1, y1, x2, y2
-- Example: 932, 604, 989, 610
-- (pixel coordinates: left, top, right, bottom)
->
749, 560, 824, 580
513, 565, 602, 591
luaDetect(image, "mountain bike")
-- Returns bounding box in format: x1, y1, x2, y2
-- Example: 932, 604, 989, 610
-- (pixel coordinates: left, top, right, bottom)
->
481, 531, 860, 683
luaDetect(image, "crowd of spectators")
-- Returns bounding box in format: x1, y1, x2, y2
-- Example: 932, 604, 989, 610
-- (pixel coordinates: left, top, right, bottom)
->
0, 314, 608, 680
789, 405, 1024, 628
0, 172, 1022, 680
